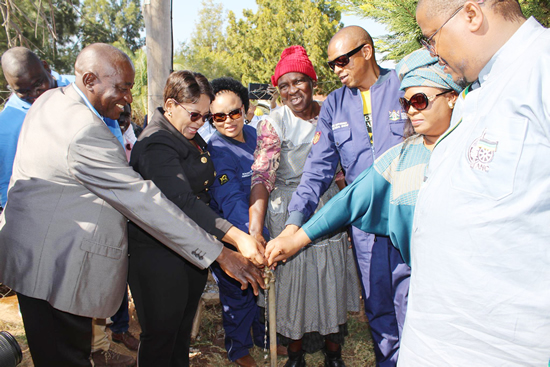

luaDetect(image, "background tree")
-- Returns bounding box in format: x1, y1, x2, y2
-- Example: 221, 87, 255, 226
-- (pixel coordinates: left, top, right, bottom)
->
520, 0, 550, 27
174, 0, 236, 79
0, 0, 79, 72
178, 0, 343, 95
77, 0, 144, 52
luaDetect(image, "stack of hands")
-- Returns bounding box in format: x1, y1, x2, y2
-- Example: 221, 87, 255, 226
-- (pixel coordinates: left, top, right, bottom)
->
217, 224, 311, 296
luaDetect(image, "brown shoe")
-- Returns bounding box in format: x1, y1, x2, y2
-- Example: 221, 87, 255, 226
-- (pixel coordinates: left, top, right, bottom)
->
91, 349, 136, 367
112, 331, 140, 351
235, 354, 257, 367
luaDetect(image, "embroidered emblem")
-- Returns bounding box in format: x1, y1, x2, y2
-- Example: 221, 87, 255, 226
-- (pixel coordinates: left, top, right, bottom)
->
389, 110, 401, 121
332, 122, 349, 130
312, 131, 321, 145
400, 111, 408, 120
467, 129, 498, 172
218, 174, 229, 185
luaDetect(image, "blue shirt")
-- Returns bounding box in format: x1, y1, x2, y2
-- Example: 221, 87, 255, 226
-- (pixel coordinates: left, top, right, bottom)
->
208, 125, 262, 235
0, 72, 74, 207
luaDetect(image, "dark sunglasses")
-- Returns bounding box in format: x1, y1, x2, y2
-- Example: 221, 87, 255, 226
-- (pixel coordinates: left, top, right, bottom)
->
210, 107, 243, 124
172, 99, 212, 123
327, 44, 367, 71
399, 90, 453, 113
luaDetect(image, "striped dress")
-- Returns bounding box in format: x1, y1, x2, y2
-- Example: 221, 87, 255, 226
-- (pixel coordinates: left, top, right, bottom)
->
252, 105, 361, 352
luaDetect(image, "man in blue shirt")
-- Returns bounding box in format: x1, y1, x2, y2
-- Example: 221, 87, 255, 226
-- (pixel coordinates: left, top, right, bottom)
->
283, 26, 410, 367
0, 47, 74, 209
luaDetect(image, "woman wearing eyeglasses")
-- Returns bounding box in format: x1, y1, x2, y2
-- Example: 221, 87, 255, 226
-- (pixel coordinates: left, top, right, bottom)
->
249, 46, 360, 367
127, 71, 266, 367
265, 48, 462, 269
206, 77, 271, 366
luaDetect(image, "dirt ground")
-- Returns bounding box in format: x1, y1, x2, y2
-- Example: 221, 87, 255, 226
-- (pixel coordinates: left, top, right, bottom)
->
0, 281, 375, 367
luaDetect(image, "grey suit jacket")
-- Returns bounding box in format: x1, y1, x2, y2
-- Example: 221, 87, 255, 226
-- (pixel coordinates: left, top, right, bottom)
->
0, 84, 223, 318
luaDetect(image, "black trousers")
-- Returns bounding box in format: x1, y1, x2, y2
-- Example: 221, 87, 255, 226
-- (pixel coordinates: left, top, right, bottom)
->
128, 233, 208, 367
17, 293, 92, 367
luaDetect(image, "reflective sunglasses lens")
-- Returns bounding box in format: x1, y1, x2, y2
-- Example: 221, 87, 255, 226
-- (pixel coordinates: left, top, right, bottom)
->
211, 113, 226, 123
228, 108, 242, 120
410, 93, 429, 111
188, 112, 202, 122
328, 55, 350, 70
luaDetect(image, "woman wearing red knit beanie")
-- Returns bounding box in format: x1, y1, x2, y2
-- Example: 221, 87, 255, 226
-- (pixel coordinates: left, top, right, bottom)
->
249, 46, 360, 367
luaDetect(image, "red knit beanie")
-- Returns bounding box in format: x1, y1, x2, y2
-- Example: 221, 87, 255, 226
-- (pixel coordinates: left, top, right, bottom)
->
271, 46, 317, 87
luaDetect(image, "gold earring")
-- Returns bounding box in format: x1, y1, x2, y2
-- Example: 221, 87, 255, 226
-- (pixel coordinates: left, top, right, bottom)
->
167, 111, 172, 117
448, 102, 455, 110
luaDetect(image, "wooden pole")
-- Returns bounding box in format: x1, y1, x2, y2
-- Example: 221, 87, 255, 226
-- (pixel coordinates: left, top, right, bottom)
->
142, 0, 172, 121
268, 273, 277, 367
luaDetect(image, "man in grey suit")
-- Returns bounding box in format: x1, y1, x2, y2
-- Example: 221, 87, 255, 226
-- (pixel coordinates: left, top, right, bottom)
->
0, 43, 263, 367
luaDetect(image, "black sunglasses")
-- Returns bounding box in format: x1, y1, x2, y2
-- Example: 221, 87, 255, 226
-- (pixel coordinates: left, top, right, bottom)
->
399, 90, 453, 113
210, 106, 243, 124
172, 99, 212, 123
327, 44, 367, 71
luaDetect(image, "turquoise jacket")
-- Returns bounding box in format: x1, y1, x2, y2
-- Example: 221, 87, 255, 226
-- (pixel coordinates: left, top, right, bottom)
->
302, 135, 430, 265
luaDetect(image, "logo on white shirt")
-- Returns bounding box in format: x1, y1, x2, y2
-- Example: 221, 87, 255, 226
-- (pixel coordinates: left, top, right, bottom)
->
467, 129, 498, 172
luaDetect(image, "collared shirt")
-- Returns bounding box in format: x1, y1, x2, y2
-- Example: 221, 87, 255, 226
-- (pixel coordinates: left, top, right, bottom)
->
72, 83, 124, 147
0, 72, 74, 207
400, 17, 550, 366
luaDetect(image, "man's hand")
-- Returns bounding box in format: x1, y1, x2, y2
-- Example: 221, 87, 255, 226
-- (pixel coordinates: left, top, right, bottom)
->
216, 247, 265, 295
265, 228, 312, 267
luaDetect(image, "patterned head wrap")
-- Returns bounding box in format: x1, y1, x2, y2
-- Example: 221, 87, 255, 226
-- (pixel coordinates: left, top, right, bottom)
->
271, 46, 317, 87
396, 48, 462, 93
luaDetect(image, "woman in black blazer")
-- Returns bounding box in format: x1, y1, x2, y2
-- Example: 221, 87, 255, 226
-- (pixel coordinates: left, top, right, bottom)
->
128, 71, 266, 367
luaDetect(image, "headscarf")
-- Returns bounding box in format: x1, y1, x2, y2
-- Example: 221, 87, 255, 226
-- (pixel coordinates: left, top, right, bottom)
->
396, 48, 462, 93
271, 46, 317, 87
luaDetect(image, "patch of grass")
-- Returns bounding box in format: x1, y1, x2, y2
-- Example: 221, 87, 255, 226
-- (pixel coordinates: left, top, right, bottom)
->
190, 304, 376, 366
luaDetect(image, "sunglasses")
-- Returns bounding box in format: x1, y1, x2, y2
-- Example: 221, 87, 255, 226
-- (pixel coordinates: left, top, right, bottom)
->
210, 107, 243, 124
327, 44, 366, 71
399, 90, 453, 113
172, 99, 212, 123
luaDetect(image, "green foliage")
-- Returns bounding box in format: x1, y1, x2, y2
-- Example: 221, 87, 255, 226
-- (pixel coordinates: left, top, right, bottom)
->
78, 0, 144, 52
174, 0, 237, 79
0, 0, 79, 73
520, 0, 550, 27
339, 0, 420, 62
0, 0, 144, 73
179, 0, 343, 95
128, 47, 148, 125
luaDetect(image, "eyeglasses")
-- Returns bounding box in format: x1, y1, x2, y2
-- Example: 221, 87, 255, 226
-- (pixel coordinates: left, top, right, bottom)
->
172, 99, 212, 123
210, 106, 244, 124
420, 5, 464, 57
327, 44, 367, 71
399, 90, 453, 113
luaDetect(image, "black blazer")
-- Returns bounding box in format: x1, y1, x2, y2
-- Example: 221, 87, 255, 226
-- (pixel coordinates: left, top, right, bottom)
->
129, 108, 232, 244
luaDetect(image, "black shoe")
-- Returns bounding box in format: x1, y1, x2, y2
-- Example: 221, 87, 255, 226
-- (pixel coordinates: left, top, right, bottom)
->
284, 349, 306, 367
323, 346, 345, 367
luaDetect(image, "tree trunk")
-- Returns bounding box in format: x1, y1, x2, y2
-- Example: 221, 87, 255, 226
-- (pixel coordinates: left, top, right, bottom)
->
142, 0, 172, 121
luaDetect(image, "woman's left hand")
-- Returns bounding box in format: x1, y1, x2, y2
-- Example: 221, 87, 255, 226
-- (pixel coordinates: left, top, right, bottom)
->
222, 227, 268, 268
